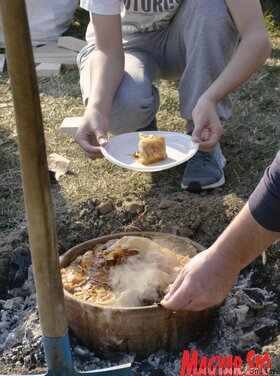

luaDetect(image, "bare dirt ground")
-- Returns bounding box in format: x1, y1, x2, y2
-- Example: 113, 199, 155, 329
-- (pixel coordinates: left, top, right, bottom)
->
0, 5, 280, 376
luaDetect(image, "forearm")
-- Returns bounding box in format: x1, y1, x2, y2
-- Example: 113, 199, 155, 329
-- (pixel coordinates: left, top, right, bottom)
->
161, 153, 280, 311
210, 202, 279, 272
85, 49, 124, 117
210, 152, 280, 272
161, 203, 279, 312
84, 12, 124, 119
201, 32, 270, 104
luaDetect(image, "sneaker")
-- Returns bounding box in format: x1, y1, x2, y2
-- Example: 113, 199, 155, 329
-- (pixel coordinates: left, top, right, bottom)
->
181, 145, 226, 192
137, 118, 158, 132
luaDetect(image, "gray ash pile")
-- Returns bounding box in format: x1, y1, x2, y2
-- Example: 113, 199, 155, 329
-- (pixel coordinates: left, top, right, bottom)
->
0, 255, 279, 376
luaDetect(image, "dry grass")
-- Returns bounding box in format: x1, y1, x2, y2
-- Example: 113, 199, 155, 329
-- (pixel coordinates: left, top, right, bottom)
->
0, 6, 280, 230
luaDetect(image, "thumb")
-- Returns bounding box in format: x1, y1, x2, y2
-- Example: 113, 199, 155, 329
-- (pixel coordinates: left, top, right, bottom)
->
192, 125, 210, 144
162, 291, 171, 301
192, 135, 202, 144
191, 127, 203, 144
95, 129, 108, 147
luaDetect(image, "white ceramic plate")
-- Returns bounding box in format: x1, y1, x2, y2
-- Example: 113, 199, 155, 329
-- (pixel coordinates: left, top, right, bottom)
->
100, 131, 199, 172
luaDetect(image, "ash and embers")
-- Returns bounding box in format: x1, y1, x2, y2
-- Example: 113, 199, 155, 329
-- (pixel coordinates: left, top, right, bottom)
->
0, 261, 279, 376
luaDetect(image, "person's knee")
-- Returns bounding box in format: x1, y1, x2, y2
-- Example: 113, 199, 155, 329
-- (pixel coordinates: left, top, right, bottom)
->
109, 93, 158, 134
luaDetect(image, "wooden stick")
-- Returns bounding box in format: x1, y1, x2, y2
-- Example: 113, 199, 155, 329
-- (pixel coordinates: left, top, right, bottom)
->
0, 0, 68, 337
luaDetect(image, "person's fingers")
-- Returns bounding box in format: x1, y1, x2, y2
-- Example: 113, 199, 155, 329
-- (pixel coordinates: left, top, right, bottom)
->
164, 269, 186, 300
192, 119, 223, 146
75, 125, 107, 159
198, 142, 218, 152
161, 278, 195, 311
161, 270, 189, 310
95, 128, 108, 147
184, 293, 223, 311
97, 134, 108, 147
161, 296, 191, 311
192, 132, 220, 151
84, 149, 104, 159
75, 136, 103, 159
191, 131, 202, 143
180, 296, 209, 311
162, 285, 214, 312
76, 138, 95, 153
200, 129, 210, 142
192, 123, 208, 141
163, 269, 187, 301
162, 276, 214, 312
192, 137, 216, 151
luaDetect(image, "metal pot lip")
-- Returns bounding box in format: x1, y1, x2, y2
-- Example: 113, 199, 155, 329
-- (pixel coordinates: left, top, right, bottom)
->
60, 231, 205, 312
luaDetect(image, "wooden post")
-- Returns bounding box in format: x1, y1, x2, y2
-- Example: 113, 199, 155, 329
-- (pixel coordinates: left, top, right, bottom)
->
0, 0, 68, 337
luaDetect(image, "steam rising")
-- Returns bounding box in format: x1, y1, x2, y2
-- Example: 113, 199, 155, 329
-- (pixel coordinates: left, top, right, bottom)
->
107, 237, 179, 307
61, 236, 189, 308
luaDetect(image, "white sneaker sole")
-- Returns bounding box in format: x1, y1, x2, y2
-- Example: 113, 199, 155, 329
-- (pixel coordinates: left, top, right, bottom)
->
181, 174, 225, 190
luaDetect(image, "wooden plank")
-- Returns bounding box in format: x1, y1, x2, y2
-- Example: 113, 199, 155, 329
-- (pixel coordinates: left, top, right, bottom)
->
60, 116, 83, 136
0, 54, 5, 72
33, 43, 78, 57
36, 63, 61, 77
33, 43, 78, 66
57, 36, 86, 52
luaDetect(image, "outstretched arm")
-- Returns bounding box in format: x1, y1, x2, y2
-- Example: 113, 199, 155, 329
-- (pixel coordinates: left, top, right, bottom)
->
161, 203, 279, 311
75, 13, 124, 159
192, 0, 271, 151
161, 152, 280, 311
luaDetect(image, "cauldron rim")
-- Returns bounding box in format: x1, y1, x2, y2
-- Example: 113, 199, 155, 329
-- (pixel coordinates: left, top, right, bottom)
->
59, 231, 205, 310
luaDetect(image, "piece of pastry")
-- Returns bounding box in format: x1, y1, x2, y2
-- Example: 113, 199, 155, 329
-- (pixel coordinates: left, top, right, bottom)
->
136, 133, 167, 165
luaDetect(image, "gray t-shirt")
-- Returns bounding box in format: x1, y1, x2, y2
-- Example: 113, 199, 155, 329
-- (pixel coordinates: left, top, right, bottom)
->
80, 0, 183, 42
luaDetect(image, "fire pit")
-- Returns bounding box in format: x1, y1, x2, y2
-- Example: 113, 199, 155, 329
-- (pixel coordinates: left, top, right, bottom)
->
59, 232, 214, 359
